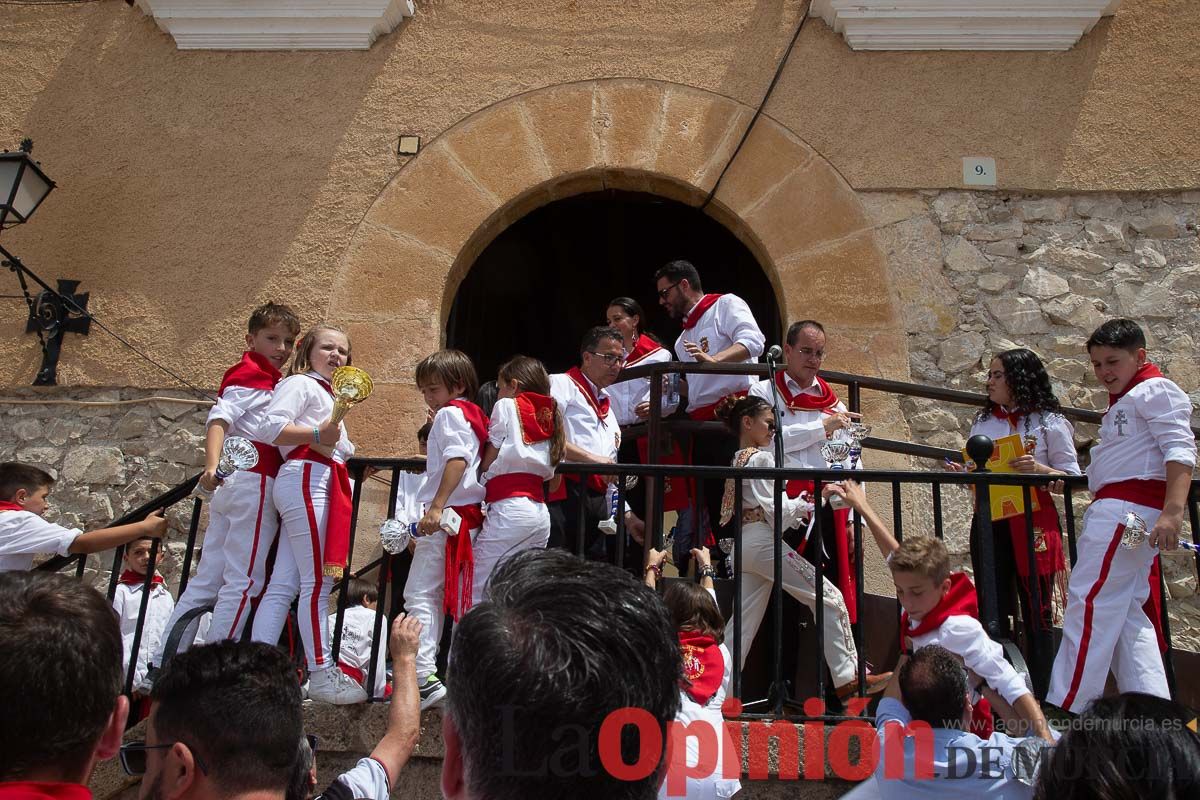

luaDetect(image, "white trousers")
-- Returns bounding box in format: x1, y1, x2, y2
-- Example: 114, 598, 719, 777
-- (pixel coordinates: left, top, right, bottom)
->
156, 471, 278, 663
250, 460, 336, 672
1048, 498, 1168, 713
471, 497, 550, 606
403, 526, 479, 682
726, 520, 858, 687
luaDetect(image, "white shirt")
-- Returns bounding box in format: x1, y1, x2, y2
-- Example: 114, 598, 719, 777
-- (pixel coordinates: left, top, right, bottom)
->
970, 410, 1081, 476
908, 614, 1030, 706
0, 510, 81, 572
1088, 376, 1197, 495
319, 756, 390, 800
419, 403, 486, 508
113, 579, 175, 687
874, 697, 1043, 798
329, 604, 388, 699
738, 449, 814, 531
609, 343, 678, 426
393, 470, 424, 525
550, 371, 621, 463
207, 385, 275, 442
673, 294, 765, 410
748, 373, 861, 470
260, 372, 355, 463
482, 397, 556, 482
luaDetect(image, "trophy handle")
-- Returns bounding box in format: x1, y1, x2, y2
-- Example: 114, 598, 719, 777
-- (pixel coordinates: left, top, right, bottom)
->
329, 400, 350, 425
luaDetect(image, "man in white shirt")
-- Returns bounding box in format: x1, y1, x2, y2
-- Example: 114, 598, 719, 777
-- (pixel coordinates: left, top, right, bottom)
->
873, 645, 1049, 799
654, 259, 765, 568
749, 320, 861, 621
548, 327, 643, 560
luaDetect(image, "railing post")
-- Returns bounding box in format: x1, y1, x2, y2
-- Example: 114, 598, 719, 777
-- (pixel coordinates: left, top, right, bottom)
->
177, 497, 204, 597
615, 472, 627, 569
648, 363, 664, 550
331, 463, 366, 663
1021, 484, 1047, 696
812, 476, 825, 711
732, 478, 744, 700
1063, 482, 1079, 568
125, 535, 163, 695
966, 435, 1001, 639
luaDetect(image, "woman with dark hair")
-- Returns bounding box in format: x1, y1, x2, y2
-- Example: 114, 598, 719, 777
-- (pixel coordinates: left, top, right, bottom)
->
605, 296, 677, 425
952, 348, 1079, 686
1033, 692, 1200, 799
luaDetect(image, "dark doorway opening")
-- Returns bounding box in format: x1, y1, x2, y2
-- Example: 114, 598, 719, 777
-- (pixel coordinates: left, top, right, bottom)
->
447, 189, 782, 380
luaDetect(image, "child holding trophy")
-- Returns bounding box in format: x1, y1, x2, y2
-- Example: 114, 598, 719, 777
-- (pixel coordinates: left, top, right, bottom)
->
473, 355, 564, 605
153, 302, 299, 671
407, 349, 487, 711
252, 324, 372, 704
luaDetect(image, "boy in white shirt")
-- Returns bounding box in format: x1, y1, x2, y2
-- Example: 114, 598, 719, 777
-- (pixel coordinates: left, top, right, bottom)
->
0, 461, 167, 572
330, 577, 389, 700
112, 536, 175, 691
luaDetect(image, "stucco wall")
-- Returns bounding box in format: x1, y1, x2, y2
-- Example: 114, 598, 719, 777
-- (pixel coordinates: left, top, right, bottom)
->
0, 0, 1197, 393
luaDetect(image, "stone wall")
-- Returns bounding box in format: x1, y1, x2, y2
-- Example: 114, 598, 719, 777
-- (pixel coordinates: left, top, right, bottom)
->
865, 188, 1200, 647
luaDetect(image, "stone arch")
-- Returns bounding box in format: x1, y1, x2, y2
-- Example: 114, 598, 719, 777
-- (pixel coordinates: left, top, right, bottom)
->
331, 78, 904, 451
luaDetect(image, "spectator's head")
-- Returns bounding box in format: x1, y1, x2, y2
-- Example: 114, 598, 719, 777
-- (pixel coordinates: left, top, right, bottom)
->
475, 380, 500, 417
123, 536, 162, 578
497, 355, 566, 465
661, 581, 723, 643
719, 394, 774, 449
1034, 692, 1200, 800
887, 535, 952, 622
245, 301, 301, 374
417, 421, 432, 456
284, 735, 317, 800
416, 349, 479, 411
579, 326, 625, 389
898, 645, 969, 730
139, 641, 303, 800
783, 320, 827, 385
0, 571, 128, 784
443, 548, 681, 800
605, 297, 646, 345
347, 577, 378, 610
654, 260, 702, 319
983, 348, 1061, 418
0, 461, 55, 516
1086, 318, 1149, 398
288, 324, 351, 379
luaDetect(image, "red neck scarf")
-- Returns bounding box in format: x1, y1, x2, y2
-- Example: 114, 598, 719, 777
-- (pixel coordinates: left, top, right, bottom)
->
566, 367, 611, 419
515, 392, 556, 444
678, 630, 725, 705
900, 572, 978, 640
625, 334, 663, 367
442, 399, 489, 621
119, 569, 164, 587
218, 351, 282, 396
1108, 362, 1165, 407
681, 294, 723, 330
775, 371, 839, 412
306, 372, 334, 395
989, 404, 1024, 431
0, 782, 93, 800
0, 501, 24, 513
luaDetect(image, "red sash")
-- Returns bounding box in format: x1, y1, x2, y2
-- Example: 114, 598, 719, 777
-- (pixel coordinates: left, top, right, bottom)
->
1095, 479, 1168, 510
681, 294, 723, 331
248, 440, 284, 478
564, 368, 613, 493
485, 473, 545, 504
775, 371, 839, 412
625, 334, 664, 366
0, 783, 93, 800
287, 446, 353, 577
514, 392, 555, 445
679, 630, 725, 706
1004, 489, 1065, 578
0, 501, 24, 512
218, 351, 281, 395
337, 661, 393, 699
1107, 362, 1165, 407
636, 436, 690, 512
445, 503, 484, 621
442, 399, 488, 621
687, 389, 748, 422
118, 569, 164, 587
787, 481, 856, 622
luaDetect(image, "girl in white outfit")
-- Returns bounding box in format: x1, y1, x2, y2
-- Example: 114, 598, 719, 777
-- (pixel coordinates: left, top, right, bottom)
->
251, 325, 366, 705
474, 356, 565, 606
719, 395, 883, 699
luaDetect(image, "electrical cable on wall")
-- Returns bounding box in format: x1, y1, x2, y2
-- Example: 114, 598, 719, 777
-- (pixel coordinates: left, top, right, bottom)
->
700, 0, 812, 212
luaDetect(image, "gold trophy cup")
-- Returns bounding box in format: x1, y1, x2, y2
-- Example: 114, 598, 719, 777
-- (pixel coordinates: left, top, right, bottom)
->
329, 366, 373, 424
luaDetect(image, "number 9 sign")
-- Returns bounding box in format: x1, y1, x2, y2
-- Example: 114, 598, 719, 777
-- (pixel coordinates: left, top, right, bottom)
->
963, 157, 997, 187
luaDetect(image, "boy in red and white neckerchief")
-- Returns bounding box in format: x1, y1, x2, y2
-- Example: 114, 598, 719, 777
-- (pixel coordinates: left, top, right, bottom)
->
475, 356, 563, 605
154, 302, 298, 671
113, 537, 174, 693
1048, 319, 1196, 713
406, 350, 488, 711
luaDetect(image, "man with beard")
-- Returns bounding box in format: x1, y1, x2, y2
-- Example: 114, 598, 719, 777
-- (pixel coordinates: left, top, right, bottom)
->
654, 259, 765, 569
0, 572, 129, 800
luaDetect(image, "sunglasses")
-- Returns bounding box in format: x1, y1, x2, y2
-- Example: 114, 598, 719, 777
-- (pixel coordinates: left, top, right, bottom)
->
657, 281, 681, 300
120, 741, 209, 776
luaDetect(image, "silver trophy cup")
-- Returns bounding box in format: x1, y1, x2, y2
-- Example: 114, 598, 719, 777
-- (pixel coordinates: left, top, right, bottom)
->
194, 436, 260, 498
846, 421, 871, 469
380, 518, 417, 555
1120, 512, 1148, 549
820, 440, 852, 469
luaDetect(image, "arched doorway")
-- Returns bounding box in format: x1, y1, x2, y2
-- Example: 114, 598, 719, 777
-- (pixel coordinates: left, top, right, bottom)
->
447, 189, 782, 379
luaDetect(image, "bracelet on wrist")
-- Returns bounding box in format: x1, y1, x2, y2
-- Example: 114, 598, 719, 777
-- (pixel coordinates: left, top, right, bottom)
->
313, 426, 321, 444
698, 565, 716, 580
645, 563, 663, 578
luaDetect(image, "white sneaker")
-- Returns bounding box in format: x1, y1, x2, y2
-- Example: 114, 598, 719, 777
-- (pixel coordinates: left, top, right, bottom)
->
419, 674, 447, 710
308, 667, 368, 705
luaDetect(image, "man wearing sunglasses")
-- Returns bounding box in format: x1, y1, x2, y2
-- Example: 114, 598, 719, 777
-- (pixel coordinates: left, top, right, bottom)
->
654, 259, 765, 569
121, 640, 303, 800
548, 326, 645, 560
0, 572, 129, 800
